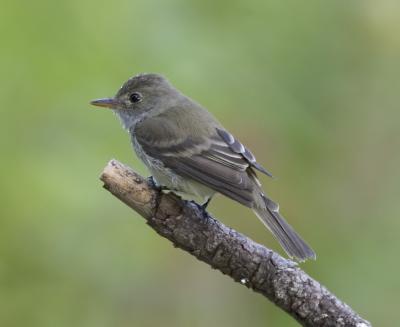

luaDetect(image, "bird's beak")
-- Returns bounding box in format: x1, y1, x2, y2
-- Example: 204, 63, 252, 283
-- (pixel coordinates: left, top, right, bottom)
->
90, 98, 120, 109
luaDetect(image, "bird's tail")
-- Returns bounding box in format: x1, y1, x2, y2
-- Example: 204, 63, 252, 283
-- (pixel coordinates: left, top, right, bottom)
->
253, 195, 316, 262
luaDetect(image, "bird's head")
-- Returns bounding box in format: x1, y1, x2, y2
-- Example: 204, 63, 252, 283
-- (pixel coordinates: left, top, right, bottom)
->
91, 73, 178, 129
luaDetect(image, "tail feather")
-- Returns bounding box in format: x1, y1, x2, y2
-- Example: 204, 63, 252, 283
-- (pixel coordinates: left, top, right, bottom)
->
253, 196, 316, 261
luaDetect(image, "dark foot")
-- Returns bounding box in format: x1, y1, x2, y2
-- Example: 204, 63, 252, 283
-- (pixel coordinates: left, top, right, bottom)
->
147, 176, 169, 191
201, 196, 213, 209
190, 197, 213, 221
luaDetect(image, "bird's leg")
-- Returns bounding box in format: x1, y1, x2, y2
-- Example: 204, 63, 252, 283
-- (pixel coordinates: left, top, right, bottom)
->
201, 196, 213, 209
147, 176, 170, 192
189, 196, 213, 214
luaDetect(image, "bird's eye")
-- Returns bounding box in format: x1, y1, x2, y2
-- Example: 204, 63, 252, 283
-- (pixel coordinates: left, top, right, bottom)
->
129, 92, 142, 103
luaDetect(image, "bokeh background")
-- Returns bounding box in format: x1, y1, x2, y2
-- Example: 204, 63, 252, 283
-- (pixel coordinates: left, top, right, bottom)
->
1, 0, 399, 326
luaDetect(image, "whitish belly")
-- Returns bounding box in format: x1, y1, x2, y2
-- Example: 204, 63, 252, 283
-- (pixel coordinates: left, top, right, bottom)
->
151, 166, 215, 202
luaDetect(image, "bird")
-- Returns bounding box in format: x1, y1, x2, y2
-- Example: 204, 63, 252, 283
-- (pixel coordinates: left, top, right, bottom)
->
91, 73, 316, 261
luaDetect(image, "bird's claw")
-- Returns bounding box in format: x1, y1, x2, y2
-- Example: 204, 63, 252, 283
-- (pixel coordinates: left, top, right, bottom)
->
147, 176, 169, 192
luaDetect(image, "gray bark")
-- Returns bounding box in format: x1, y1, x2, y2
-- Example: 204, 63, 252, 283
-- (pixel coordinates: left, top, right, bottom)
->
100, 159, 371, 327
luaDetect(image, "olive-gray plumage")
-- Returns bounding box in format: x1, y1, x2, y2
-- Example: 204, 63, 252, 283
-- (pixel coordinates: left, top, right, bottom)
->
91, 73, 316, 261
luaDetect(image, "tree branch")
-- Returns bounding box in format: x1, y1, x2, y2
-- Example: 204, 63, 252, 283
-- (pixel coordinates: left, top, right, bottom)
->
100, 159, 371, 327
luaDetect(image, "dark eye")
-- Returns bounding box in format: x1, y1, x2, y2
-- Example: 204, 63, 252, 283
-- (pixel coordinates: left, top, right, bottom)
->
129, 92, 142, 103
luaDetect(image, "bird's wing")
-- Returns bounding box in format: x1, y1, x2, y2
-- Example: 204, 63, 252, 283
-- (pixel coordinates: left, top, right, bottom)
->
134, 118, 272, 207
216, 129, 273, 178
135, 119, 318, 261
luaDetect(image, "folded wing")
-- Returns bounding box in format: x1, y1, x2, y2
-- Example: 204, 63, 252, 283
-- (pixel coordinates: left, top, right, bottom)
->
135, 121, 271, 207
134, 119, 316, 261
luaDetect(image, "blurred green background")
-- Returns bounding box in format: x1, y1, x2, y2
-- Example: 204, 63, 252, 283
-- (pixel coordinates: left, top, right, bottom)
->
1, 0, 399, 326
